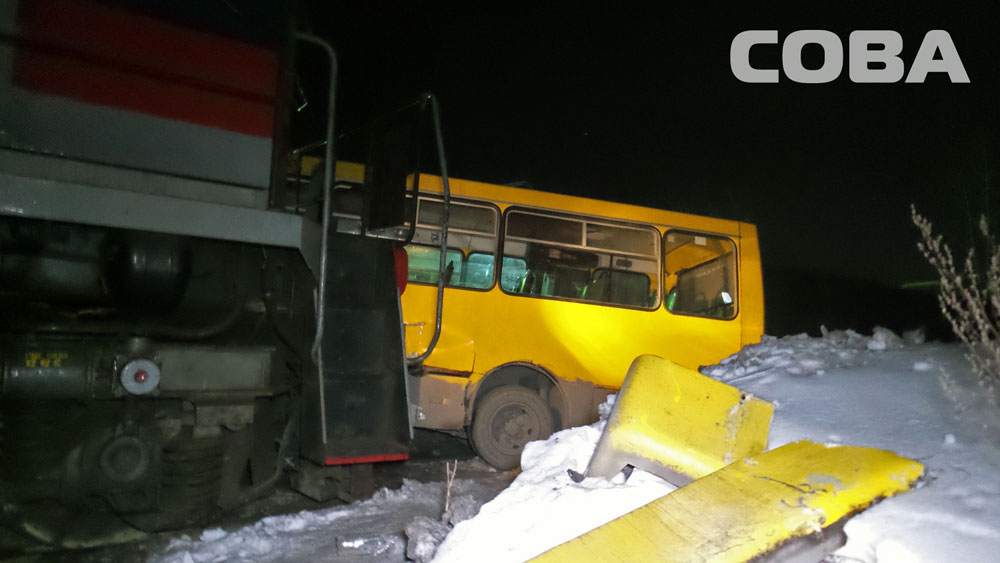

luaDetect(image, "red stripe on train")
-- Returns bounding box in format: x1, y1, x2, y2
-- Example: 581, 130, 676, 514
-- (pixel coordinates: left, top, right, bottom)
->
14, 0, 277, 137
14, 49, 275, 138
325, 453, 411, 466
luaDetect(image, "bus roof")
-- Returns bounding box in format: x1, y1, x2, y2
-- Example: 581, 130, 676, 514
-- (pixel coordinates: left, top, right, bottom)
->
331, 161, 750, 238
422, 175, 747, 238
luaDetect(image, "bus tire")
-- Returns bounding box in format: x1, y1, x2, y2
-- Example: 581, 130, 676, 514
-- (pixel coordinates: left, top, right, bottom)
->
470, 386, 556, 470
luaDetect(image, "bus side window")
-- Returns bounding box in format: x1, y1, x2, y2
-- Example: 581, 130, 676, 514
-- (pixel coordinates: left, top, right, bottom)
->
406, 197, 499, 290
583, 268, 651, 307
663, 231, 737, 319
500, 257, 528, 293
501, 210, 658, 309
406, 245, 464, 285
464, 252, 495, 289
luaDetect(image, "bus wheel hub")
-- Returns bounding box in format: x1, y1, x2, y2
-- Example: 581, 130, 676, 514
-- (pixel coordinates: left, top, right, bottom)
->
494, 405, 537, 451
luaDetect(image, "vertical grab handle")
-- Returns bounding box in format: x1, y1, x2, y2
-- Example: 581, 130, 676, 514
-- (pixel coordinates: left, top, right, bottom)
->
296, 32, 337, 443
407, 94, 451, 367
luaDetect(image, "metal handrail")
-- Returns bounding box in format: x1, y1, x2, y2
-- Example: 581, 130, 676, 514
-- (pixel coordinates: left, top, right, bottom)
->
296, 32, 337, 444
407, 94, 450, 367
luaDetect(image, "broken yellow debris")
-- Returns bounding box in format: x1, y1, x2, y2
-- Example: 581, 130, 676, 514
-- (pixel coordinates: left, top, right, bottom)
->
582, 355, 774, 485
534, 441, 925, 562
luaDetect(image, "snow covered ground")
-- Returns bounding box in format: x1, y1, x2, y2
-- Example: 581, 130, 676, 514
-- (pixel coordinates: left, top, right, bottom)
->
145, 329, 1000, 563
152, 479, 487, 563
709, 329, 1000, 563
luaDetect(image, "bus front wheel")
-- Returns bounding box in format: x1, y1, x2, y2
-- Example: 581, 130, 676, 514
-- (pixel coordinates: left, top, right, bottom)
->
470, 386, 556, 470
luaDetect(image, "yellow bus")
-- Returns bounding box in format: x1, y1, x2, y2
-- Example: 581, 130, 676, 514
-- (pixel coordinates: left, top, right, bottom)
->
400, 175, 765, 470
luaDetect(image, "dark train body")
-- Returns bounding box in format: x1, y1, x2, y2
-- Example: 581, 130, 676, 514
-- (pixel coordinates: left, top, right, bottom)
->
0, 0, 420, 531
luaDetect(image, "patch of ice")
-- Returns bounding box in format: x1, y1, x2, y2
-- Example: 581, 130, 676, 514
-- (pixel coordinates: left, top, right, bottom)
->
260, 513, 308, 532
597, 394, 616, 420
867, 326, 904, 351
903, 328, 927, 345
444, 494, 481, 525
405, 515, 450, 563
198, 528, 226, 542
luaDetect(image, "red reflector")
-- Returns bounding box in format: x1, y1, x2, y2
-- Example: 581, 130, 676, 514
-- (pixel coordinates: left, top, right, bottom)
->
134, 370, 148, 383
324, 453, 409, 466
392, 245, 408, 295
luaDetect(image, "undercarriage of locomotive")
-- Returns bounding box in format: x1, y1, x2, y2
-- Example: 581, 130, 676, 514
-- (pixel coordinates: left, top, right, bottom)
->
0, 217, 321, 535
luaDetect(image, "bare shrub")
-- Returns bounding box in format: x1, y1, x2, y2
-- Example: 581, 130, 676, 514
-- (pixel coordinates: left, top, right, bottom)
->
912, 206, 1000, 406
443, 460, 458, 516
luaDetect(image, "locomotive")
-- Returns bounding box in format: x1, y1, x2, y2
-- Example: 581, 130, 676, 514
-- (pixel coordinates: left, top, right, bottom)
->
0, 0, 440, 532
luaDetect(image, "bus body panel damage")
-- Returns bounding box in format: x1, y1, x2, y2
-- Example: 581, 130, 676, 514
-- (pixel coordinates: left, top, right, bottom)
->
580, 355, 774, 485
544, 356, 924, 562
536, 440, 924, 562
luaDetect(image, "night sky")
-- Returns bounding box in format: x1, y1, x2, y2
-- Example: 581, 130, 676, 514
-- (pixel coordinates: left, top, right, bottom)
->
312, 2, 999, 334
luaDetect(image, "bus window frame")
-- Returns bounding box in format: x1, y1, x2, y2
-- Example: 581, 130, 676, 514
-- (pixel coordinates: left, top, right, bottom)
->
405, 243, 467, 286
498, 205, 662, 312
405, 195, 501, 293
662, 229, 739, 321
585, 266, 658, 308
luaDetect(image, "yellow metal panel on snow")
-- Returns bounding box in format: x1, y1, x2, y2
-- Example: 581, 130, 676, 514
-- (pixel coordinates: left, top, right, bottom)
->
583, 355, 773, 483
533, 441, 925, 562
